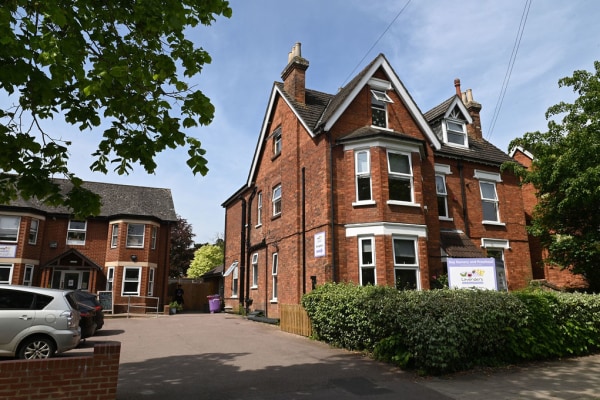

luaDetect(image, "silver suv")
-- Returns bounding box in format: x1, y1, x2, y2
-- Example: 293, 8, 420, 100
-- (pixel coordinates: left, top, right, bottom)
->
0, 285, 81, 359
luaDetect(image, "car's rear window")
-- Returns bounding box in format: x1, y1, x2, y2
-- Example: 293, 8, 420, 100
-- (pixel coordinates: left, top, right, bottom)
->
65, 292, 79, 310
33, 294, 54, 310
0, 289, 35, 309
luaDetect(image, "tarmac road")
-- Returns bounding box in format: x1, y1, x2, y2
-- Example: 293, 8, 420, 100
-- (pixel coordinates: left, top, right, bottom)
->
69, 313, 600, 400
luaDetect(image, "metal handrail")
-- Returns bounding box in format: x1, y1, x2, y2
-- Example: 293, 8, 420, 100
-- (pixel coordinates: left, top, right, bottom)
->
126, 295, 160, 318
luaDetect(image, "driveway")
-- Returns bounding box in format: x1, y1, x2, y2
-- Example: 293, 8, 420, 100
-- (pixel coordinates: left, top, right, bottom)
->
69, 313, 600, 400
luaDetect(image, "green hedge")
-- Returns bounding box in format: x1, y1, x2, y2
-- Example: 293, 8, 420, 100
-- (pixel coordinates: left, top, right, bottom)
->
301, 283, 600, 375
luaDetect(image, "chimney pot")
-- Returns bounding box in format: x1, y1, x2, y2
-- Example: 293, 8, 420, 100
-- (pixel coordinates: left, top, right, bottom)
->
454, 78, 461, 96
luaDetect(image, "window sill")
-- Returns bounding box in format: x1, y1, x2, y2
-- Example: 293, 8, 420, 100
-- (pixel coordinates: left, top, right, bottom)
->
271, 152, 281, 161
482, 221, 506, 227
271, 214, 281, 221
439, 217, 454, 221
386, 201, 421, 208
255, 223, 262, 228
250, 286, 258, 290
370, 125, 394, 132
270, 299, 278, 304
352, 200, 376, 207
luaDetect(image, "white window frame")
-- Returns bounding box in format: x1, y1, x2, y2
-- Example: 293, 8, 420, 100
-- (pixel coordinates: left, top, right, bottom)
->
0, 215, 20, 243
271, 253, 278, 302
110, 224, 119, 248
435, 174, 450, 219
23, 264, 34, 286
232, 265, 239, 298
0, 263, 14, 284
126, 223, 145, 248
371, 89, 393, 129
273, 128, 282, 156
122, 266, 141, 295
251, 253, 259, 288
392, 237, 420, 291
359, 236, 376, 286
354, 149, 374, 205
106, 267, 115, 291
272, 185, 282, 216
148, 267, 155, 296
479, 181, 502, 224
28, 219, 39, 245
66, 220, 87, 245
444, 119, 468, 147
256, 192, 263, 227
386, 150, 415, 205
151, 226, 158, 250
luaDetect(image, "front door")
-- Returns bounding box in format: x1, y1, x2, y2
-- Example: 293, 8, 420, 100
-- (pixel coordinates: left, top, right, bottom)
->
51, 270, 90, 290
63, 272, 80, 290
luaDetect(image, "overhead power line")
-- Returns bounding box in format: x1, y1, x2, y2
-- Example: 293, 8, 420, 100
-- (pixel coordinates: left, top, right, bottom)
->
486, 0, 532, 140
340, 0, 412, 88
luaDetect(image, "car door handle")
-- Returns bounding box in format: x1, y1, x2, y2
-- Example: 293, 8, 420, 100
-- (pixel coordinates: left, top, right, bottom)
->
19, 315, 33, 320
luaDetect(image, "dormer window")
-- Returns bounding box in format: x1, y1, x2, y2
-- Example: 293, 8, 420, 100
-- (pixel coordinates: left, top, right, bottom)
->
445, 120, 467, 146
371, 90, 393, 128
443, 108, 468, 147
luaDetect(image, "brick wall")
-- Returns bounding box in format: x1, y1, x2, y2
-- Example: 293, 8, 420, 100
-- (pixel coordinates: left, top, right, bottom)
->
0, 342, 121, 400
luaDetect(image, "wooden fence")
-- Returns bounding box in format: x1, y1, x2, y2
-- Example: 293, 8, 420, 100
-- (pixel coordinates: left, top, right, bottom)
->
280, 304, 312, 337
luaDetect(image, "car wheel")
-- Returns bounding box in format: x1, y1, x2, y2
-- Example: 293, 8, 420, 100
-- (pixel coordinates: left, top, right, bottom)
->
18, 336, 56, 360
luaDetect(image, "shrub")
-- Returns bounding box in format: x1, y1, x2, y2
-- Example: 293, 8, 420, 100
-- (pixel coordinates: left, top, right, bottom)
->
302, 283, 600, 375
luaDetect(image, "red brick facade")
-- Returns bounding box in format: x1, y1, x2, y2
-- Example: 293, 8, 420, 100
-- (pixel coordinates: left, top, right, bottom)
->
0, 343, 120, 400
222, 47, 579, 319
0, 182, 176, 311
511, 148, 587, 289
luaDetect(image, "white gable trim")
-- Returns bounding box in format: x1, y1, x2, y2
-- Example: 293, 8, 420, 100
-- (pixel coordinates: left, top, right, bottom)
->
323, 55, 441, 150
443, 96, 474, 124
509, 145, 534, 160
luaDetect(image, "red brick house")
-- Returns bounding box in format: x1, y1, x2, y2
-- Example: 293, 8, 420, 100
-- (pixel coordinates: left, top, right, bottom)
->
510, 147, 587, 290
222, 44, 534, 318
0, 179, 177, 312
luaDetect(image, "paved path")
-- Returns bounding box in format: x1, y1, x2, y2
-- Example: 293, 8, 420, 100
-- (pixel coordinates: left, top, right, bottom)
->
69, 313, 600, 400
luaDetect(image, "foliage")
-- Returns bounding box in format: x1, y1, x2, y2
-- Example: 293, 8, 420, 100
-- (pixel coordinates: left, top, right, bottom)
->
187, 244, 223, 278
169, 301, 183, 311
504, 61, 600, 291
0, 0, 232, 217
170, 215, 195, 278
302, 283, 600, 375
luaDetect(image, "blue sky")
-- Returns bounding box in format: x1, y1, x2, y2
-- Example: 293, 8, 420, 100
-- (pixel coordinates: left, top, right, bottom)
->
12, 1, 600, 244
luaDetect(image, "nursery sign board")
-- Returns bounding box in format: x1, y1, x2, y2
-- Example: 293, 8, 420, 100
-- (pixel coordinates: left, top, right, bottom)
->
447, 258, 497, 290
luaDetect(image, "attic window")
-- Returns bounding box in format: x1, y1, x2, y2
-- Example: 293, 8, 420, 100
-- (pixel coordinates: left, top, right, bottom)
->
371, 90, 393, 128
443, 107, 468, 147
445, 120, 467, 146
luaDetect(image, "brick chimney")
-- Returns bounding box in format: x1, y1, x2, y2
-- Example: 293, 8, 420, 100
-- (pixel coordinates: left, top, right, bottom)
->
281, 43, 309, 104
455, 78, 483, 140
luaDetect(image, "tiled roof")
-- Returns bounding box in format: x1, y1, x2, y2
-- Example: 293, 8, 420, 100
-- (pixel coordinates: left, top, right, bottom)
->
425, 97, 513, 167
274, 82, 332, 130
440, 230, 485, 258
423, 96, 455, 121
4, 178, 178, 221
435, 138, 513, 166
337, 126, 426, 146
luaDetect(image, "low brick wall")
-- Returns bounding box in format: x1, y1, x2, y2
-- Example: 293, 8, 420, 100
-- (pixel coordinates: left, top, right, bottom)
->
0, 342, 121, 400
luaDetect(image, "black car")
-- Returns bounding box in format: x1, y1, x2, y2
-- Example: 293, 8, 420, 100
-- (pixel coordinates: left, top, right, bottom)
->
73, 291, 105, 338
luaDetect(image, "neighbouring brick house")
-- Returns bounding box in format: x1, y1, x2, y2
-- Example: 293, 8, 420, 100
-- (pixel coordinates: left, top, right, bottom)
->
510, 147, 588, 290
0, 178, 177, 312
222, 43, 545, 318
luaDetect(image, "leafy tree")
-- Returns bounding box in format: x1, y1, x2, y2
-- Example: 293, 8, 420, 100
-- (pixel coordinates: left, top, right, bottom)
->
505, 61, 600, 292
170, 215, 195, 278
0, 0, 232, 217
187, 244, 223, 279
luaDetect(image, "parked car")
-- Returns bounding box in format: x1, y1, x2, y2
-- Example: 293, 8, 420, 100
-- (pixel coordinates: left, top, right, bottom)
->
72, 291, 104, 338
0, 285, 81, 359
